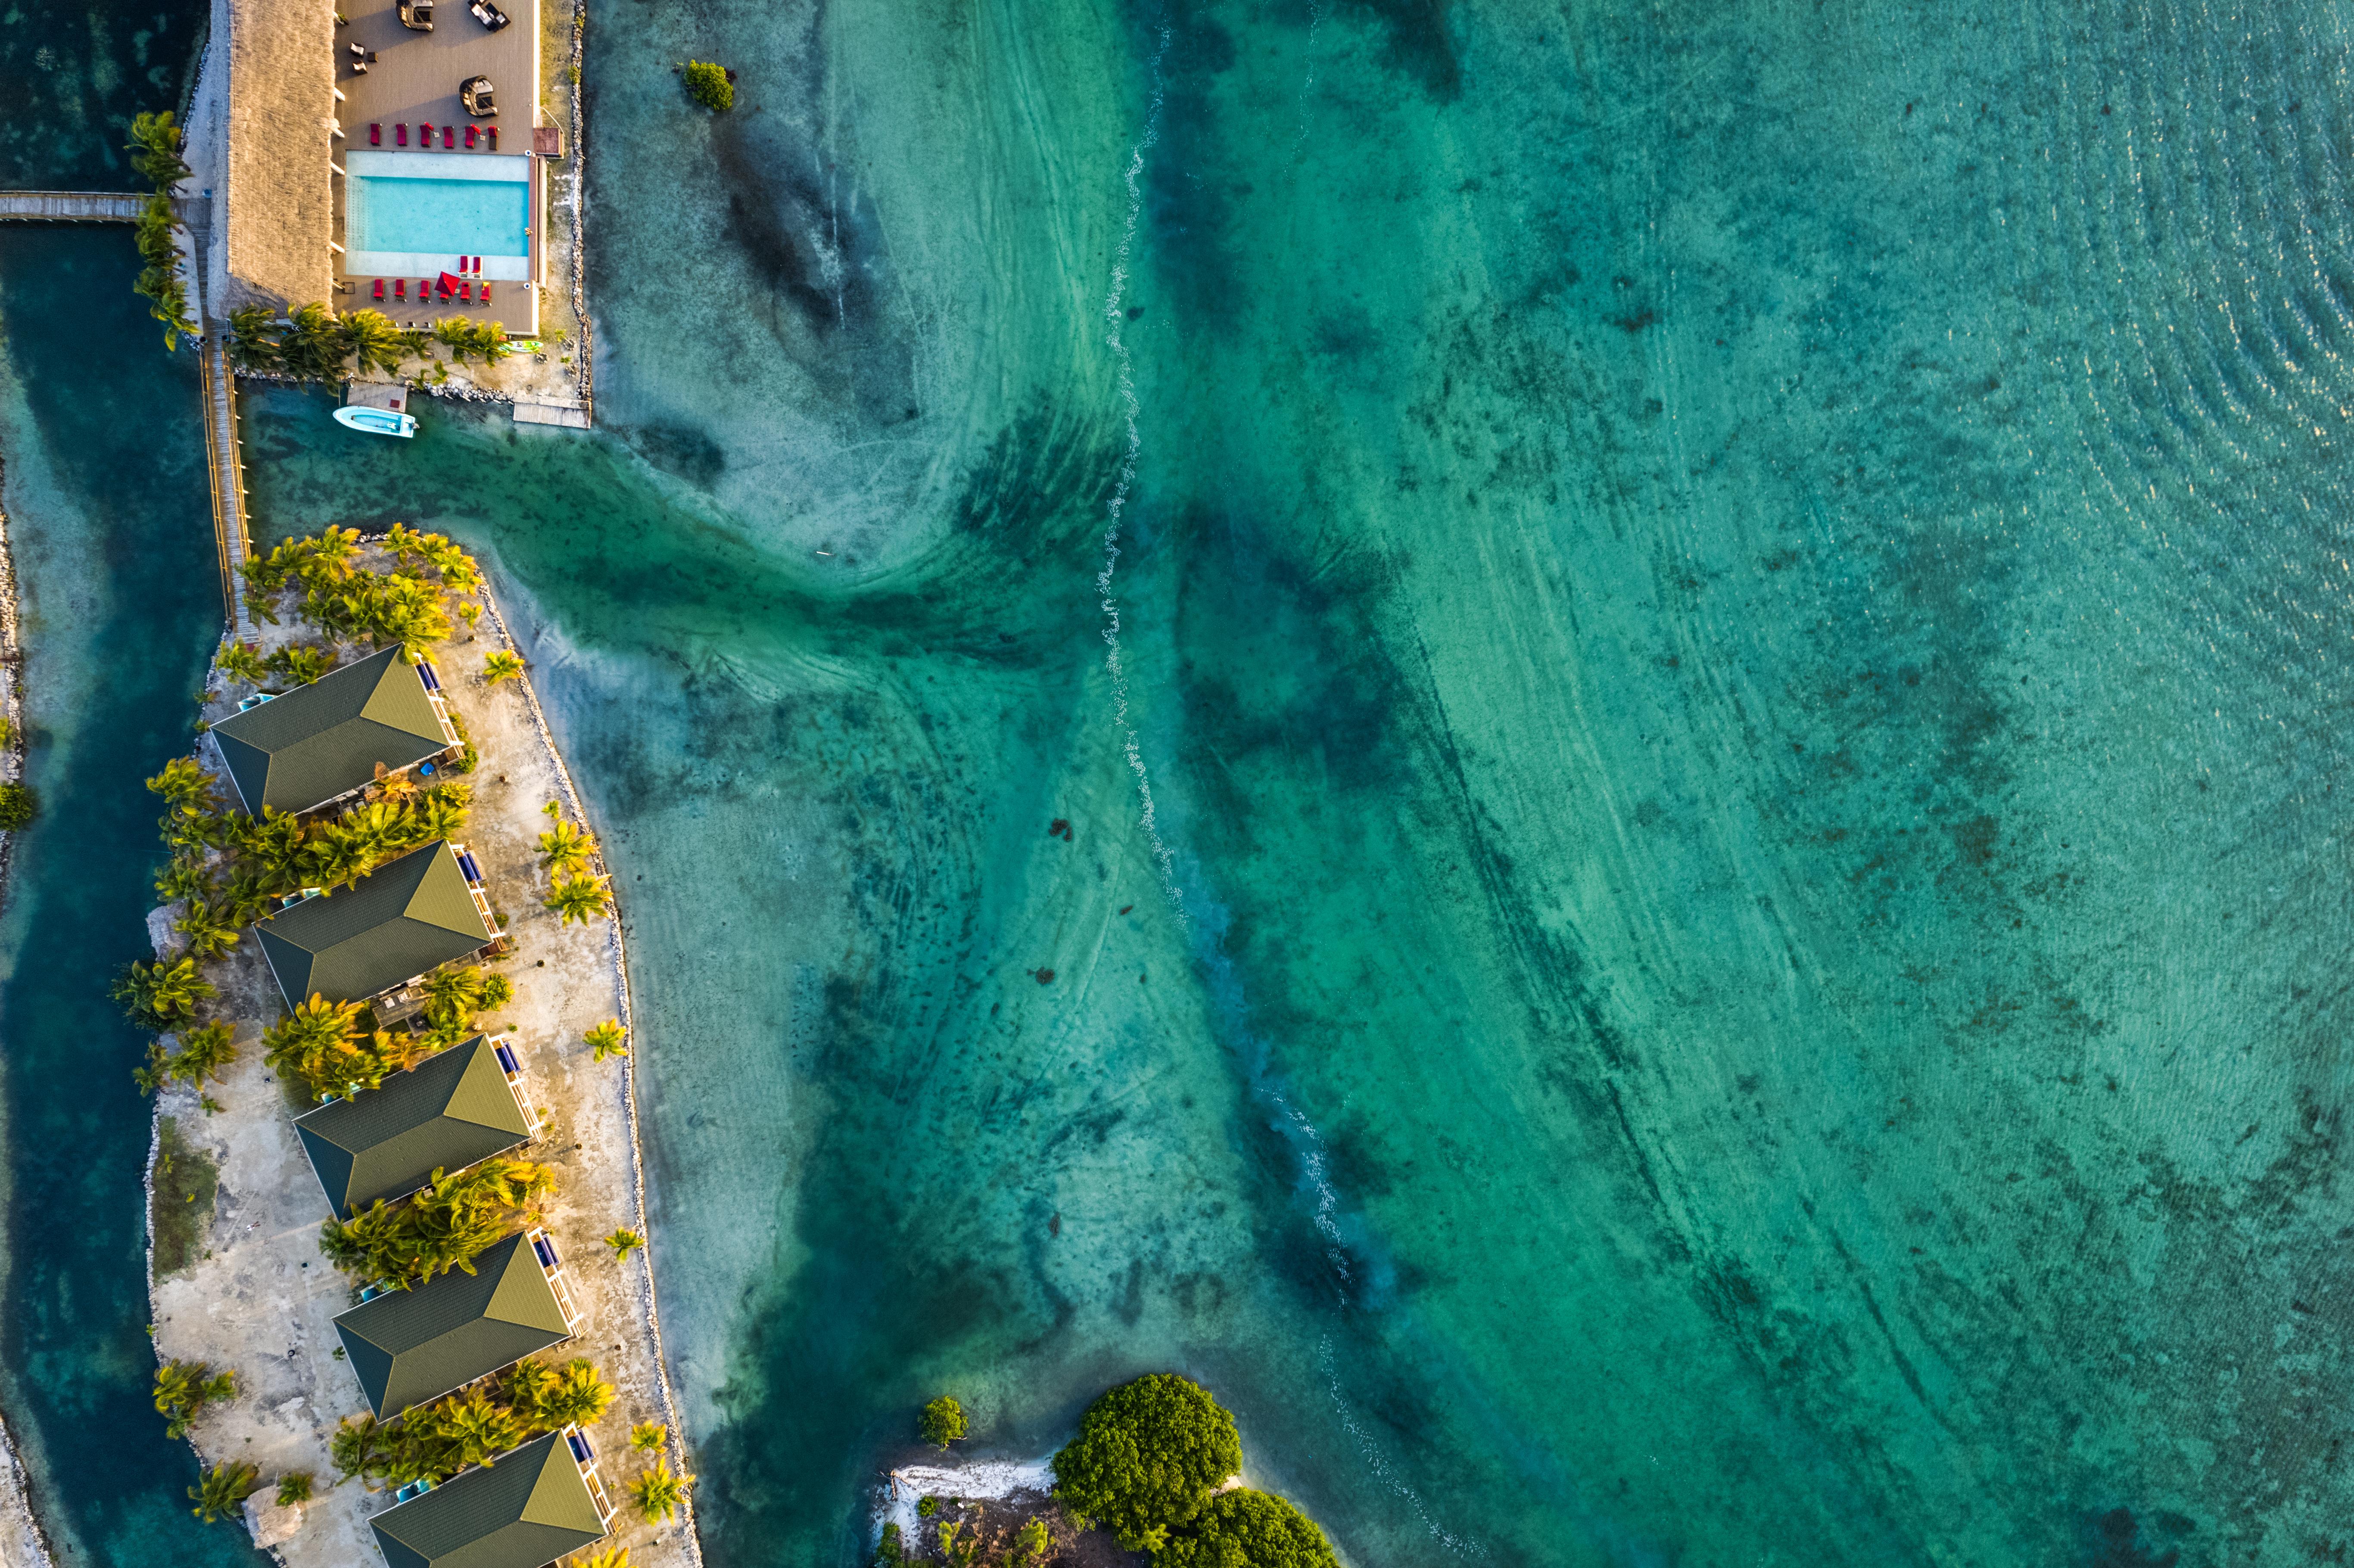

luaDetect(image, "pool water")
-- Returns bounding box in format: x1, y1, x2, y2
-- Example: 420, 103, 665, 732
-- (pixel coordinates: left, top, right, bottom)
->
346, 151, 530, 273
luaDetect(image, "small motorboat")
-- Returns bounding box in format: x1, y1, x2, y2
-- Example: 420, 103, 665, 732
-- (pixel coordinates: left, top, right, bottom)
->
334, 405, 417, 439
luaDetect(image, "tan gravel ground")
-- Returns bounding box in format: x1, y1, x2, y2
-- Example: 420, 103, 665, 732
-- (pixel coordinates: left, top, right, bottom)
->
147, 549, 699, 1565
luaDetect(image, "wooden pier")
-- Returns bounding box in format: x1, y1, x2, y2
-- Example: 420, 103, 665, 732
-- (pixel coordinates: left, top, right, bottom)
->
0, 190, 196, 223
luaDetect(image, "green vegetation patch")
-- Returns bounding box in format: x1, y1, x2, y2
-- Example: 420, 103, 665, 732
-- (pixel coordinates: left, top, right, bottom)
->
682, 60, 733, 110
1158, 1489, 1339, 1568
149, 1115, 219, 1277
1051, 1374, 1241, 1552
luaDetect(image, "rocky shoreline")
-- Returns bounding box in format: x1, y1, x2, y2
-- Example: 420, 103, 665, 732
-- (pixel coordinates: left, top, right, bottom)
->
0, 486, 58, 1568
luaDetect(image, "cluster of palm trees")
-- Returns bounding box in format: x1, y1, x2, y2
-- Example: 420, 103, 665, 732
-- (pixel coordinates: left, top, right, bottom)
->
125, 112, 196, 349
134, 1020, 237, 1098
417, 964, 517, 1053
318, 1156, 557, 1290
154, 1360, 237, 1440
331, 1356, 615, 1489
224, 303, 515, 382
239, 527, 476, 656
539, 804, 616, 925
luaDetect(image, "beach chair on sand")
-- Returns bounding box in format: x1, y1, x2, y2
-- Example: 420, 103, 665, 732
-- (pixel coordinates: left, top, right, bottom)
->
373, 279, 385, 301
395, 123, 408, 146
370, 123, 381, 145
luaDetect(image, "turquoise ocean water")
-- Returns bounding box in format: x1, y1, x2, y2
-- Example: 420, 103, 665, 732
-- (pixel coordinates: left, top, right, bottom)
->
16, 0, 2354, 1564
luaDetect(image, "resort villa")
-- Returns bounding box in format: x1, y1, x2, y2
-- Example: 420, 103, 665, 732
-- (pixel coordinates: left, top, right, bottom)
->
292, 1033, 541, 1213
194, 0, 552, 336
331, 1229, 582, 1417
255, 838, 498, 1008
209, 646, 461, 815
367, 1428, 615, 1568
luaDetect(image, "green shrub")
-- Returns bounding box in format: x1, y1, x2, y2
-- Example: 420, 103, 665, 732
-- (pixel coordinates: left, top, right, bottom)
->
1158, 1489, 1338, 1568
1051, 1374, 1240, 1552
919, 1394, 968, 1450
0, 782, 37, 831
682, 60, 733, 110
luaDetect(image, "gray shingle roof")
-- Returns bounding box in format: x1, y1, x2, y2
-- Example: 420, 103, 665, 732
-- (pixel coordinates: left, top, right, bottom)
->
334, 1233, 573, 1419
256, 840, 494, 1007
212, 647, 452, 815
293, 1037, 532, 1216
368, 1429, 609, 1568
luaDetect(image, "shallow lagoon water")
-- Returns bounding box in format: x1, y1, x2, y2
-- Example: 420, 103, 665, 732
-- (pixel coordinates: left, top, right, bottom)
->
18, 0, 2354, 1564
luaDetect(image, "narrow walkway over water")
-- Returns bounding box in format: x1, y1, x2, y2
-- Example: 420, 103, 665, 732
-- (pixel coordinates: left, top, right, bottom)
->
0, 191, 197, 223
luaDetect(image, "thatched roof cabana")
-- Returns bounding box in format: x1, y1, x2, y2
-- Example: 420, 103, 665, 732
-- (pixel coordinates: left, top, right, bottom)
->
201, 0, 337, 315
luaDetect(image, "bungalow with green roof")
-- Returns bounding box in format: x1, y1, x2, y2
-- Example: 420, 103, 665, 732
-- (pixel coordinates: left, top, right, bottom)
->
210, 646, 461, 816
333, 1230, 582, 1419
293, 1036, 540, 1216
368, 1427, 615, 1568
256, 840, 495, 1008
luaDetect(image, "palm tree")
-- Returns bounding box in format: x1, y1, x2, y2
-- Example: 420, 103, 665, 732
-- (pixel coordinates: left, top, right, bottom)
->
224, 305, 282, 374
188, 1462, 259, 1524
626, 1459, 693, 1524
629, 1421, 666, 1453
413, 788, 471, 843
152, 853, 212, 904
302, 827, 377, 892
220, 865, 276, 925
569, 1548, 633, 1568
482, 649, 525, 685
165, 1022, 238, 1088
262, 994, 368, 1091
341, 308, 409, 377
126, 110, 191, 187
539, 1359, 616, 1428
545, 874, 613, 925
145, 756, 216, 809
538, 818, 597, 876
282, 303, 346, 383
274, 1471, 315, 1506
371, 761, 423, 803
501, 1359, 561, 1430
174, 897, 241, 960
268, 643, 333, 684
154, 1360, 236, 1437
216, 641, 270, 685
584, 1020, 628, 1062
332, 1414, 384, 1485
113, 956, 216, 1029
434, 1389, 523, 1471
606, 1229, 645, 1261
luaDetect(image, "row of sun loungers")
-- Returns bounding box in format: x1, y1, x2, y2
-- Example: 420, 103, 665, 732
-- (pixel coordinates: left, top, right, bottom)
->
370, 274, 495, 306
367, 122, 499, 150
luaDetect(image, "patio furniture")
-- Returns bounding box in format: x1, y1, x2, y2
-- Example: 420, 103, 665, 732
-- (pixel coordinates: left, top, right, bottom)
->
416, 121, 430, 143
395, 123, 408, 146
443, 126, 455, 148
486, 126, 498, 151
395, 279, 407, 300
481, 284, 493, 304
460, 76, 497, 117
470, 0, 511, 29
373, 279, 385, 300
369, 123, 381, 144
350, 59, 367, 73
459, 282, 472, 303
464, 124, 477, 149
398, 0, 432, 29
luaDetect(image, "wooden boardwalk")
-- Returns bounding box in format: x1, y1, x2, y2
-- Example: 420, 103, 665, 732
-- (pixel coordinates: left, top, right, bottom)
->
0, 190, 196, 223
197, 332, 255, 639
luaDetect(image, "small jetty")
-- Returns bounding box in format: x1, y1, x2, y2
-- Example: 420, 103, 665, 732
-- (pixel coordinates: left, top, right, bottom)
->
0, 190, 193, 223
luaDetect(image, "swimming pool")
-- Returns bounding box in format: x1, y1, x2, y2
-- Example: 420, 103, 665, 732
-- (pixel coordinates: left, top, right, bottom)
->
343, 150, 532, 280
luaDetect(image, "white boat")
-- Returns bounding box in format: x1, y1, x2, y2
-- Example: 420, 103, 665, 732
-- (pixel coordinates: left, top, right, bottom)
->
334, 404, 417, 438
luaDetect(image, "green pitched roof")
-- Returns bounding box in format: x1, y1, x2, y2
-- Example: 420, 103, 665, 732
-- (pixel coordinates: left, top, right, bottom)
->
334, 1233, 573, 1418
369, 1429, 610, 1568
212, 646, 453, 815
256, 841, 494, 1007
294, 1038, 532, 1216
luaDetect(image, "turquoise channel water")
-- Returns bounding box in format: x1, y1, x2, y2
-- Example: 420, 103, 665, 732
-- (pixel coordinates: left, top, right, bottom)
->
13, 0, 2354, 1565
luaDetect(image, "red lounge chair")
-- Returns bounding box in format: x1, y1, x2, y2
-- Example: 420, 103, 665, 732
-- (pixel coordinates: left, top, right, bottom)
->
370, 123, 381, 145
418, 121, 433, 143
464, 125, 477, 149
372, 278, 385, 300
395, 278, 407, 300
442, 127, 455, 149
487, 127, 498, 151
462, 282, 475, 303
482, 283, 493, 304
395, 123, 408, 146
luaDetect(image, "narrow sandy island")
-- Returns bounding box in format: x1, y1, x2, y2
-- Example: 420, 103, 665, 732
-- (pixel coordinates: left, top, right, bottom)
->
146, 547, 698, 1565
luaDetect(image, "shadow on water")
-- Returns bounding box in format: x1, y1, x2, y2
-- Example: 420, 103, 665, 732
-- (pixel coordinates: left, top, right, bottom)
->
0, 230, 262, 1565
